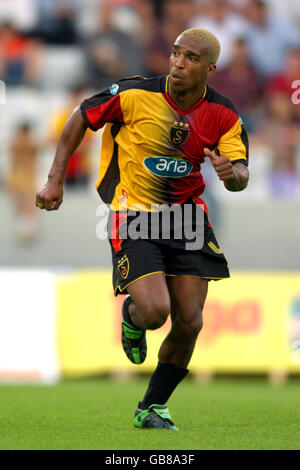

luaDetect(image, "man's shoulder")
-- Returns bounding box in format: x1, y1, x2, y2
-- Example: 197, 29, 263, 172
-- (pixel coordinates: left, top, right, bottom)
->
115, 75, 166, 94
204, 85, 238, 115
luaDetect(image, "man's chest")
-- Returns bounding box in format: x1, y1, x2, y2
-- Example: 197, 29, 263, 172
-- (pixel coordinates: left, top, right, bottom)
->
121, 92, 221, 163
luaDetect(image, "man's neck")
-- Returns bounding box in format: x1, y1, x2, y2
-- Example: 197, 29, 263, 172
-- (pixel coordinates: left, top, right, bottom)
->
168, 81, 206, 111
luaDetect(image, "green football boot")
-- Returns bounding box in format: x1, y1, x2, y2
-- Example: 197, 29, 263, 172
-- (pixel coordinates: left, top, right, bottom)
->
133, 403, 179, 430
121, 295, 147, 364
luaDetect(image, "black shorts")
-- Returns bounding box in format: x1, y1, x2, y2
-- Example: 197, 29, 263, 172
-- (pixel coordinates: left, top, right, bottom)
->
108, 198, 230, 296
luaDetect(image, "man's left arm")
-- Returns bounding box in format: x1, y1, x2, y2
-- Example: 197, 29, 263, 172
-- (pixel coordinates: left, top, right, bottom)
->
204, 148, 249, 192
204, 115, 249, 192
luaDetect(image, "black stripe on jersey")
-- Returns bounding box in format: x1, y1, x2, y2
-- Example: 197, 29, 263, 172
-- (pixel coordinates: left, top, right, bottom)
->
229, 127, 249, 167
204, 85, 238, 115
81, 105, 96, 131
236, 126, 249, 166
97, 123, 122, 204
116, 75, 165, 94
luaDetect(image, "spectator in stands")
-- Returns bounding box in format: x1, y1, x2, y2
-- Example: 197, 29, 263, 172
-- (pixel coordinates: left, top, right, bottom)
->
228, 0, 251, 14
190, 0, 248, 69
82, 0, 143, 89
269, 144, 300, 198
208, 37, 263, 132
77, 0, 141, 40
49, 87, 93, 188
244, 0, 300, 78
262, 0, 300, 23
254, 93, 300, 198
0, 0, 38, 34
0, 22, 42, 86
163, 0, 195, 28
145, 0, 195, 76
134, 0, 158, 48
266, 47, 300, 120
36, 0, 79, 45
7, 122, 39, 241
109, 0, 141, 38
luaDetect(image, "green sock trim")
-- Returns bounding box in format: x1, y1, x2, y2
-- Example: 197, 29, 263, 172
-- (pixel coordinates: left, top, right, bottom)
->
133, 409, 150, 428
133, 405, 179, 430
149, 404, 172, 421
122, 321, 144, 339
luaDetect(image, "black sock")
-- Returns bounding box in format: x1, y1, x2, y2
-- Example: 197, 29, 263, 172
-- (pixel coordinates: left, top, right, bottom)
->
139, 362, 189, 409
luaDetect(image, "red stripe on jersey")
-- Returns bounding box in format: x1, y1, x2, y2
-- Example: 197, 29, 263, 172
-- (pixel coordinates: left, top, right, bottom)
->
85, 94, 124, 130
193, 196, 213, 227
191, 101, 239, 139
110, 212, 127, 253
193, 196, 209, 215
164, 90, 239, 139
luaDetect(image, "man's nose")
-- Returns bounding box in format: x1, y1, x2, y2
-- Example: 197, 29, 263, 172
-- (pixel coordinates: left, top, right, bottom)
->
174, 54, 185, 68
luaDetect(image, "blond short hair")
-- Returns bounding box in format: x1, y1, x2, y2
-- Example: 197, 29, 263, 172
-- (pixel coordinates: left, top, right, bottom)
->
180, 28, 221, 65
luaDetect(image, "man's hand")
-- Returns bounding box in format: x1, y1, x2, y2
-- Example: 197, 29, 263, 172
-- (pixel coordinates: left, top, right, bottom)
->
36, 179, 64, 211
204, 147, 249, 191
36, 108, 88, 211
35, 107, 87, 211
204, 147, 234, 181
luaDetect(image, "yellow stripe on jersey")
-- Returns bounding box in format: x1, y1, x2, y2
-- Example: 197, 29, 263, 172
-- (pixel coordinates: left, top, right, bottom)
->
217, 118, 247, 163
108, 90, 181, 210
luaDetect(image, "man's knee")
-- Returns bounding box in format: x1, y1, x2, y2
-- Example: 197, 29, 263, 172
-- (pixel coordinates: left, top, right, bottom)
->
190, 316, 203, 336
175, 311, 203, 340
139, 301, 170, 330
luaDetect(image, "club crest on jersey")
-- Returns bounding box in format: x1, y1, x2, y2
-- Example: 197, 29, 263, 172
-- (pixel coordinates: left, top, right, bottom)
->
144, 156, 192, 178
117, 255, 129, 279
170, 121, 190, 146
109, 83, 119, 95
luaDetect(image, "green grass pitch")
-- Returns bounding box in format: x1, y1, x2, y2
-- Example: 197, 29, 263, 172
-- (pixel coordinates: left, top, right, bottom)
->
0, 377, 299, 450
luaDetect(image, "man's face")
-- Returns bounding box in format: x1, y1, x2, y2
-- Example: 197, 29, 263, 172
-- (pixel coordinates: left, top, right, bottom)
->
169, 35, 216, 91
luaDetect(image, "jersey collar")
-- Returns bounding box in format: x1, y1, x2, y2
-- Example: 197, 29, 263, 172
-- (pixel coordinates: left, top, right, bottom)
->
163, 75, 207, 115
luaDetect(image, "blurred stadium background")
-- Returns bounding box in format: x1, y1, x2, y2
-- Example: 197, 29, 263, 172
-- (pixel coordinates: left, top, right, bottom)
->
0, 0, 300, 384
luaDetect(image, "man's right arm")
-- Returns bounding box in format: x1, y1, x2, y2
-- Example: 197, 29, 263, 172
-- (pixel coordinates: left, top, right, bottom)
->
36, 107, 87, 211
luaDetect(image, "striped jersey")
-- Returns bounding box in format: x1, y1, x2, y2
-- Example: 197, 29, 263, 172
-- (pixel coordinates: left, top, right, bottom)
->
80, 74, 249, 211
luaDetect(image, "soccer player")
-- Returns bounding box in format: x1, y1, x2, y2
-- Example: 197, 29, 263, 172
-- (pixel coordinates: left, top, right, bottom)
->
36, 28, 249, 430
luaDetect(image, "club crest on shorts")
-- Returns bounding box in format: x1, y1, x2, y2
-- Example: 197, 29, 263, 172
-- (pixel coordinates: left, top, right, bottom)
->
118, 255, 129, 279
170, 121, 190, 146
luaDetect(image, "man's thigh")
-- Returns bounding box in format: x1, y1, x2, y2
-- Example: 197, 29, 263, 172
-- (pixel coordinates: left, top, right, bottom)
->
166, 276, 209, 324
127, 272, 171, 319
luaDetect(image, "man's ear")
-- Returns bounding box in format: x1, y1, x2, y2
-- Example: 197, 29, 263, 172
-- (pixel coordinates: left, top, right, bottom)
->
207, 64, 216, 77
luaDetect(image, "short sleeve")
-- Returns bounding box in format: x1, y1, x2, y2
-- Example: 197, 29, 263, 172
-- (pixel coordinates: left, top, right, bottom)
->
217, 117, 249, 166
80, 86, 124, 131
